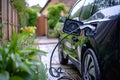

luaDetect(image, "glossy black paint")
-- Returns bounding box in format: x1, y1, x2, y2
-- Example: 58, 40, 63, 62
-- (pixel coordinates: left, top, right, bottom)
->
59, 0, 120, 80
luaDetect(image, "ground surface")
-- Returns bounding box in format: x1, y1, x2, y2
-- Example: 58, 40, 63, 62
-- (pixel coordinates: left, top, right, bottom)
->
35, 37, 81, 80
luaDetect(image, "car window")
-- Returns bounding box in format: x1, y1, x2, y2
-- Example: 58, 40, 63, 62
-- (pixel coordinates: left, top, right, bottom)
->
80, 0, 95, 20
93, 0, 120, 12
69, 0, 86, 19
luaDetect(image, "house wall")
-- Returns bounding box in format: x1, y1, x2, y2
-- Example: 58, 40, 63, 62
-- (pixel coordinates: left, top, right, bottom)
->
51, 0, 59, 4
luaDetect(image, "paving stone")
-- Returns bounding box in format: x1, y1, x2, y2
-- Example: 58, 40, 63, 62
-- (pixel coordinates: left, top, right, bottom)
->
35, 37, 81, 80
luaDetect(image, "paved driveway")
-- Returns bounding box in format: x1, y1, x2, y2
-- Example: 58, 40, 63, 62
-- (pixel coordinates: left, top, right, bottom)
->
35, 37, 81, 80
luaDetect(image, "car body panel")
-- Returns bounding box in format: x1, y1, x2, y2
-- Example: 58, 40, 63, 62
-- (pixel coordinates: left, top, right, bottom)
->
59, 0, 120, 79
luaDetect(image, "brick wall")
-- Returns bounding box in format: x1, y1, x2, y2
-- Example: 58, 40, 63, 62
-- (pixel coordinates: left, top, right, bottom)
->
36, 15, 47, 36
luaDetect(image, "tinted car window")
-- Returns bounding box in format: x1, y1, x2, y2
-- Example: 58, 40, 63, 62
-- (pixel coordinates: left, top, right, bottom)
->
94, 0, 120, 12
69, 0, 86, 19
80, 0, 95, 20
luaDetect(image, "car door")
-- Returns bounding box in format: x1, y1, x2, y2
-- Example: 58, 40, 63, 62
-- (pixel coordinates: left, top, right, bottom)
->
61, 0, 85, 59
90, 0, 120, 79
67, 0, 95, 60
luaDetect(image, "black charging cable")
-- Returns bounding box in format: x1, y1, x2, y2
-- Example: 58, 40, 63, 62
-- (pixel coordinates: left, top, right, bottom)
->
49, 27, 80, 80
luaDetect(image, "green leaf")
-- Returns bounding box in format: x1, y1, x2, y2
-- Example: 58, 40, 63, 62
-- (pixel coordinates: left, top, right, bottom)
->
25, 59, 41, 65
25, 60, 47, 80
15, 71, 33, 80
19, 62, 34, 76
0, 71, 9, 80
25, 48, 47, 56
37, 62, 47, 80
10, 54, 22, 68
10, 76, 24, 80
9, 31, 19, 53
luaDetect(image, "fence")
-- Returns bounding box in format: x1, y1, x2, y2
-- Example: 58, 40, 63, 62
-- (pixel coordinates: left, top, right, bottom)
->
0, 0, 19, 40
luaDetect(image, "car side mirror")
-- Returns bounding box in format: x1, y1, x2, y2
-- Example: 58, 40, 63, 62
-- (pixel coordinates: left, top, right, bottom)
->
63, 19, 83, 36
59, 17, 67, 23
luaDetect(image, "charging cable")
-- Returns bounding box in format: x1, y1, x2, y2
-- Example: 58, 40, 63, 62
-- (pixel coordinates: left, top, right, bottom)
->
49, 26, 80, 80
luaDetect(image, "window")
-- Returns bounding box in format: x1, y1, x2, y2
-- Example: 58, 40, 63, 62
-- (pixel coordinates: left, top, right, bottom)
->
94, 0, 120, 12
80, 0, 95, 20
69, 0, 86, 19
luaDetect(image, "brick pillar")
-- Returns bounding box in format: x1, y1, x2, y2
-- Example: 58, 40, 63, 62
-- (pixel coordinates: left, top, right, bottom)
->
36, 15, 47, 36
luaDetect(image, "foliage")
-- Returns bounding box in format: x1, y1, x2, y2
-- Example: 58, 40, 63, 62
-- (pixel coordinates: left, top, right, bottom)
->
0, 23, 4, 38
20, 26, 36, 49
31, 4, 42, 12
50, 22, 63, 37
47, 3, 66, 29
12, 0, 27, 12
12, 0, 38, 27
0, 23, 4, 28
19, 12, 29, 27
21, 26, 36, 37
26, 8, 38, 26
0, 31, 47, 80
12, 0, 28, 27
21, 26, 36, 34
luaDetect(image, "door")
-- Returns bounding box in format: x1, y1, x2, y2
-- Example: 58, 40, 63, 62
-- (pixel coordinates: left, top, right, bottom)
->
65, 0, 95, 59
62, 0, 85, 59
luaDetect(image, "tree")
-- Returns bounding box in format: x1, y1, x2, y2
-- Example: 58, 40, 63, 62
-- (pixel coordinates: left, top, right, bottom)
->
12, 0, 38, 27
26, 8, 38, 26
12, 0, 29, 27
47, 3, 66, 29
12, 0, 27, 12
31, 4, 42, 12
19, 11, 29, 27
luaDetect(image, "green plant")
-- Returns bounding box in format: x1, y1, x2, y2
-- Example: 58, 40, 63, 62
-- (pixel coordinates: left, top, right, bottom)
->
50, 22, 63, 37
19, 12, 29, 27
26, 8, 38, 26
12, 0, 27, 12
0, 23, 4, 38
12, 0, 28, 27
0, 31, 47, 80
47, 3, 66, 29
12, 0, 38, 27
31, 4, 42, 12
19, 26, 37, 49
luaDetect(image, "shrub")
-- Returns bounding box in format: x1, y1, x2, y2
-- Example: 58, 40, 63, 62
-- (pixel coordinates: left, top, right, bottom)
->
51, 22, 63, 37
47, 3, 66, 29
0, 31, 47, 80
0, 23, 4, 38
26, 9, 38, 26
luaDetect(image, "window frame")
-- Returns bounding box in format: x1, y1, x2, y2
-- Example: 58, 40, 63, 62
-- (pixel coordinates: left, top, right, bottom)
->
68, 0, 86, 20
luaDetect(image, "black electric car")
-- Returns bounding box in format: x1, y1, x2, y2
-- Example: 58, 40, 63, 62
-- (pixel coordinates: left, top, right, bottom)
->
58, 0, 120, 80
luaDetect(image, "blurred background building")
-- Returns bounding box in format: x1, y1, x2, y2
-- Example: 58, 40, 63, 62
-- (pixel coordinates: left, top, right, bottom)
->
36, 0, 77, 37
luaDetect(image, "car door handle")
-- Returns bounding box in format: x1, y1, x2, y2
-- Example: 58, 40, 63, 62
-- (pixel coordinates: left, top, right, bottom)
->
72, 37, 78, 42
